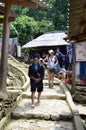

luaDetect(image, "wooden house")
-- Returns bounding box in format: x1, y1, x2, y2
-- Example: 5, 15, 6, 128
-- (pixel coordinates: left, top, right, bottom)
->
68, 0, 86, 42
68, 0, 86, 102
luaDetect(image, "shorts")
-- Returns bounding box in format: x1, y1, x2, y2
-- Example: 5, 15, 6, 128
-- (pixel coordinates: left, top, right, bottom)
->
31, 85, 43, 92
48, 68, 55, 73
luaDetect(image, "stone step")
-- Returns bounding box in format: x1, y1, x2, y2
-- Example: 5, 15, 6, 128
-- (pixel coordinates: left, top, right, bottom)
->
4, 119, 74, 130
12, 99, 73, 121
22, 93, 66, 100
22, 84, 65, 100
75, 103, 86, 116
0, 111, 3, 120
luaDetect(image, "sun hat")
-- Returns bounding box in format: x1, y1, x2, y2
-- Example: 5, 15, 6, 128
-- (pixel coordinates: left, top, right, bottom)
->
48, 49, 54, 54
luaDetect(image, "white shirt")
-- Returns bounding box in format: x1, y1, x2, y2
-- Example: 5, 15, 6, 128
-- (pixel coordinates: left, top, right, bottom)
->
47, 56, 56, 69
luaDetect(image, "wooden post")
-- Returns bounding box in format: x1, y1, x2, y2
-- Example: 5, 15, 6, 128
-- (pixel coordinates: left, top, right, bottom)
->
71, 43, 76, 94
0, 2, 11, 90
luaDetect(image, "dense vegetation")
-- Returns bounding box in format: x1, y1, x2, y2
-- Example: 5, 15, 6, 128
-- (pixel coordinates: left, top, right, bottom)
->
0, 0, 68, 46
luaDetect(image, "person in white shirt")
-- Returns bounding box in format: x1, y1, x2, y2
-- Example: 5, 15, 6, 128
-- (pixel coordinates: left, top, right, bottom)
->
43, 49, 57, 88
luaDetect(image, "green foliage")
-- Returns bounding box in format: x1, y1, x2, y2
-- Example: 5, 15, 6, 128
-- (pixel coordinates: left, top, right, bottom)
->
10, 24, 19, 38
0, 15, 18, 37
0, 24, 3, 37
21, 0, 68, 31
11, 5, 25, 15
53, 0, 68, 30
0, 0, 69, 64
0, 0, 68, 46
13, 15, 38, 46
10, 15, 54, 46
0, 15, 3, 37
37, 20, 54, 36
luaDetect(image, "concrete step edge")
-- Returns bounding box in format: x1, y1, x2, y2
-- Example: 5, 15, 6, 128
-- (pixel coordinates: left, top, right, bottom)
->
12, 112, 73, 121
22, 94, 66, 100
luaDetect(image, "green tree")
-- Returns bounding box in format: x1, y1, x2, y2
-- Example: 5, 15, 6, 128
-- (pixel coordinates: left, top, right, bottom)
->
12, 15, 54, 46
9, 0, 68, 45
10, 23, 18, 37
11, 0, 68, 31
54, 0, 68, 30
0, 24, 3, 37
13, 15, 38, 46
37, 20, 54, 36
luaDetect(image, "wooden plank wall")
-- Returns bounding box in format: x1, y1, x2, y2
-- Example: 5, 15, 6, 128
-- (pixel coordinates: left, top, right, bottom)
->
68, 0, 86, 40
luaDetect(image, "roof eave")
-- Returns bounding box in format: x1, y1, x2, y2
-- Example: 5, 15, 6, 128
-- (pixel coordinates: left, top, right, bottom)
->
0, 0, 47, 8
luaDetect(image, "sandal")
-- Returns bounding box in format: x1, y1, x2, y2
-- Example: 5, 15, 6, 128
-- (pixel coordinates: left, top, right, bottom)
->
50, 83, 53, 88
31, 104, 35, 108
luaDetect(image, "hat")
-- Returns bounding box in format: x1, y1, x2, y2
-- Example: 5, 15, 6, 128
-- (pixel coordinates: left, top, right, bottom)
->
48, 49, 54, 54
33, 53, 40, 59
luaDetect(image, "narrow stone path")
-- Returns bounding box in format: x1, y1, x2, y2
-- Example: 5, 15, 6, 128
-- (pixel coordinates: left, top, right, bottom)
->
4, 119, 74, 130
12, 81, 72, 120
4, 80, 74, 130
8, 55, 28, 74
4, 55, 84, 130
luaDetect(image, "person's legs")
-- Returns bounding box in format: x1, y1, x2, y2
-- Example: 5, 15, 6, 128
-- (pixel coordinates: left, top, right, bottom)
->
31, 85, 36, 108
37, 84, 43, 103
48, 70, 51, 87
48, 75, 51, 86
48, 69, 55, 88
31, 92, 35, 107
50, 72, 55, 88
37, 92, 41, 103
51, 73, 55, 82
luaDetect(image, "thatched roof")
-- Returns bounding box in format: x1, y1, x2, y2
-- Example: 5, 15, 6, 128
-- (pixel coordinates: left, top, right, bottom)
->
68, 0, 86, 42
22, 32, 69, 48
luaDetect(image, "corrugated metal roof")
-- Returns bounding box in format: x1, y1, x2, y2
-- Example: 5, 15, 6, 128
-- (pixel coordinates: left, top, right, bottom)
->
22, 32, 69, 48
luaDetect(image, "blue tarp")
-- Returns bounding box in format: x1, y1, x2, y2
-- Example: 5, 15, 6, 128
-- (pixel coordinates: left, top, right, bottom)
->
80, 62, 86, 78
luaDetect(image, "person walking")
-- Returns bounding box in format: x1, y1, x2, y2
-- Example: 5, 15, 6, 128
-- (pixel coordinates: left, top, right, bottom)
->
55, 48, 63, 68
43, 49, 57, 88
28, 53, 44, 108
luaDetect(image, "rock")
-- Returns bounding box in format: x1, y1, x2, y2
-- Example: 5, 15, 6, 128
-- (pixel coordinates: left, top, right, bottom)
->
51, 113, 60, 120
0, 91, 8, 100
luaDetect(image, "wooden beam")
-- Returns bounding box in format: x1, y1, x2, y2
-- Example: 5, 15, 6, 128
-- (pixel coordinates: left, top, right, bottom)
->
0, 0, 5, 3
84, 4, 86, 9
0, 2, 11, 90
71, 33, 86, 42
11, 0, 37, 8
0, 16, 15, 23
9, 16, 15, 22
0, 0, 37, 8
71, 43, 76, 94
0, 6, 5, 14
31, 0, 47, 7
0, 0, 47, 8
79, 20, 86, 33
79, 25, 85, 33
80, 20, 86, 26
